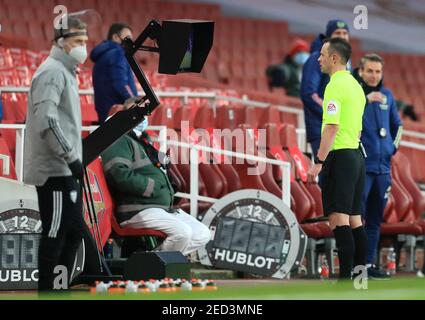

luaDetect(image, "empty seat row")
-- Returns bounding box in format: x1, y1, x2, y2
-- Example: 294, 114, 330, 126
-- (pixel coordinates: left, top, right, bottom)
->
149, 104, 299, 132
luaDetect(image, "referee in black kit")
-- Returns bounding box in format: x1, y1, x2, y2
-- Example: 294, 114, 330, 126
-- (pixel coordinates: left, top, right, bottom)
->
307, 38, 368, 280
23, 17, 88, 291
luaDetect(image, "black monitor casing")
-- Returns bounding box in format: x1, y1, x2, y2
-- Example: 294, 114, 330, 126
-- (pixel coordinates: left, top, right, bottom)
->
159, 19, 214, 75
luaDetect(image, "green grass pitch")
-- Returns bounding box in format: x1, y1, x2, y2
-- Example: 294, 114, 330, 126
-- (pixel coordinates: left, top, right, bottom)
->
1, 277, 424, 300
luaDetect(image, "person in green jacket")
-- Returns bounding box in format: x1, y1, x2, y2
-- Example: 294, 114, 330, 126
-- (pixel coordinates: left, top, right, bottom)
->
101, 109, 210, 255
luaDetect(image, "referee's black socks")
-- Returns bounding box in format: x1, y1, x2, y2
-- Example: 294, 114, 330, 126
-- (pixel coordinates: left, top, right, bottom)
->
352, 225, 368, 267
333, 225, 354, 279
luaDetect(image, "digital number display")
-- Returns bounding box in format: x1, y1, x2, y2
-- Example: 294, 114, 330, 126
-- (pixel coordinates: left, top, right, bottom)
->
0, 234, 40, 269
200, 190, 306, 279
213, 217, 286, 259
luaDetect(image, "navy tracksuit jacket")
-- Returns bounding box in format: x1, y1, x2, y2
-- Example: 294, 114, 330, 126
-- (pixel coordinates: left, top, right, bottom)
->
354, 69, 403, 264
90, 40, 138, 123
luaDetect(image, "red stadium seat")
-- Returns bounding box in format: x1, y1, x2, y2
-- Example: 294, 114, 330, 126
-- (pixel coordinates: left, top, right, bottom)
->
381, 178, 423, 236
173, 163, 212, 214
2, 93, 26, 123
173, 104, 200, 130
216, 164, 242, 194
11, 22, 30, 44
5, 4, 28, 21
217, 61, 230, 83
77, 68, 98, 125
194, 104, 216, 129
0, 67, 19, 86
8, 48, 26, 67
0, 136, 17, 180
225, 125, 268, 191
243, 106, 260, 128
0, 67, 27, 123
279, 123, 299, 148
90, 157, 167, 242
27, 21, 46, 43
391, 155, 425, 233
0, 48, 13, 67
258, 105, 282, 128
216, 104, 246, 130
392, 152, 425, 230
276, 123, 331, 237
78, 68, 93, 89
381, 201, 423, 236
168, 162, 188, 195
0, 128, 17, 162
80, 95, 99, 125
15, 66, 31, 86
199, 163, 228, 199
149, 104, 177, 128
230, 124, 298, 219
174, 133, 209, 198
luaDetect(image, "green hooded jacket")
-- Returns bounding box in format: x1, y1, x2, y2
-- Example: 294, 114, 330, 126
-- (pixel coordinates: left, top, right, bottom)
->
101, 132, 174, 223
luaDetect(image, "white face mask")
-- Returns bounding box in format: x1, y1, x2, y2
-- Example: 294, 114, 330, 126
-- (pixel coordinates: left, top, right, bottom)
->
69, 45, 88, 64
294, 52, 310, 66
133, 118, 148, 135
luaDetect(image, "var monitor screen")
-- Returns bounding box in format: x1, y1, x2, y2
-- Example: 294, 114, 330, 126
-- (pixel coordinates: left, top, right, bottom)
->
179, 32, 193, 71
159, 20, 214, 74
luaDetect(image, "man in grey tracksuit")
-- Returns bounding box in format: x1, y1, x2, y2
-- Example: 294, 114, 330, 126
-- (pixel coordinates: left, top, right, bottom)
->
23, 17, 88, 291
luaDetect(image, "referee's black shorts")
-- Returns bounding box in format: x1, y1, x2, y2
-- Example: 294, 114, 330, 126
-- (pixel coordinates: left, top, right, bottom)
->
321, 148, 365, 216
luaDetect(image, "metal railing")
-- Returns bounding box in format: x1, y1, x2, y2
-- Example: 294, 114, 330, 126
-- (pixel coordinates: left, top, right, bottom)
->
400, 140, 425, 151
1, 85, 424, 209
0, 123, 291, 218
167, 139, 292, 217
0, 86, 304, 116
403, 130, 425, 140
0, 85, 306, 137
0, 123, 167, 182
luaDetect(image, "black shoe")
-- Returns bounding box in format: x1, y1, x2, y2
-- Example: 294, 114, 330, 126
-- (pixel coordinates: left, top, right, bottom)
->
367, 265, 391, 280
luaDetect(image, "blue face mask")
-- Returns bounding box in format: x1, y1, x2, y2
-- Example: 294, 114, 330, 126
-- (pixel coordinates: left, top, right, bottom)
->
133, 118, 148, 134
294, 52, 309, 66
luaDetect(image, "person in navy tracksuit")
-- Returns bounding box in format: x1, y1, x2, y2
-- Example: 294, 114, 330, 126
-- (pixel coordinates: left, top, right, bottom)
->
91, 23, 138, 123
354, 54, 403, 279
300, 19, 351, 157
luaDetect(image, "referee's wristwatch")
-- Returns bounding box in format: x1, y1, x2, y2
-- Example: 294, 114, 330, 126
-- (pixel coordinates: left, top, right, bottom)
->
314, 156, 325, 165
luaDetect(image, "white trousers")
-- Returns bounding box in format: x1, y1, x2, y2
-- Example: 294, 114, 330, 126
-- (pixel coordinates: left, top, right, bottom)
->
120, 208, 211, 255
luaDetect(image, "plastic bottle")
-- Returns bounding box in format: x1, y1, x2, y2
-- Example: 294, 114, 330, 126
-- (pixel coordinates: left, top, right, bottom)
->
181, 279, 193, 291
95, 281, 108, 293
125, 281, 139, 293
387, 248, 396, 275
174, 278, 182, 288
145, 281, 157, 292
320, 256, 330, 280
154, 280, 161, 290
104, 239, 114, 259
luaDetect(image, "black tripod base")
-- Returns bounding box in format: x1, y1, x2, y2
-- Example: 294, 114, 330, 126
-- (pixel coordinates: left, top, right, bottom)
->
105, 251, 191, 280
